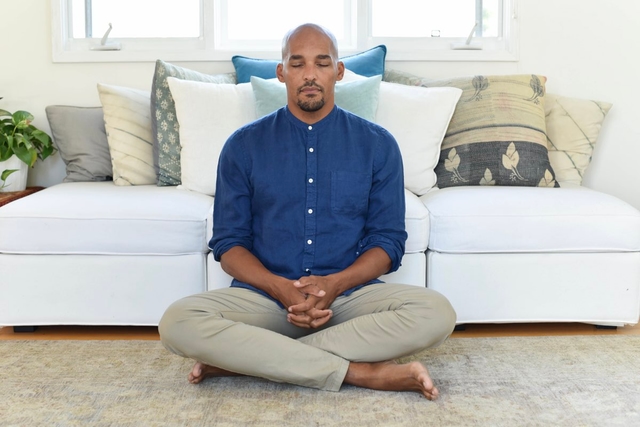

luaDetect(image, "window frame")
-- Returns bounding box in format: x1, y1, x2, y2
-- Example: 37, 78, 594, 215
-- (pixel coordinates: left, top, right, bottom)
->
51, 0, 519, 63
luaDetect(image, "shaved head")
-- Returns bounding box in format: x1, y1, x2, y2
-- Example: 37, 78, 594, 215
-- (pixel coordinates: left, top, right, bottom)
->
281, 23, 339, 61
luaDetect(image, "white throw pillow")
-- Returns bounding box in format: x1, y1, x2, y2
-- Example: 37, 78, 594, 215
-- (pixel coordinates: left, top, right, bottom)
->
167, 78, 257, 196
376, 82, 462, 196
97, 83, 155, 186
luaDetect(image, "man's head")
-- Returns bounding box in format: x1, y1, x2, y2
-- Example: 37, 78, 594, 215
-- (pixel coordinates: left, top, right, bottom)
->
276, 24, 345, 123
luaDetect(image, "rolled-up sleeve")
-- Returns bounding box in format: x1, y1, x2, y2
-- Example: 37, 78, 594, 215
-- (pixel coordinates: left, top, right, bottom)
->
209, 132, 254, 261
359, 131, 407, 273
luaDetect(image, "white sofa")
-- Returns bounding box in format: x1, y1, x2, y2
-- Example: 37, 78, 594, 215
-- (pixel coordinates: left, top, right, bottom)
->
2, 70, 639, 330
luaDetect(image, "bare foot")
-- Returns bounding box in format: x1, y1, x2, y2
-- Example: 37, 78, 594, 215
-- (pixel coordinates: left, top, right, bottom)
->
344, 361, 439, 400
188, 362, 241, 384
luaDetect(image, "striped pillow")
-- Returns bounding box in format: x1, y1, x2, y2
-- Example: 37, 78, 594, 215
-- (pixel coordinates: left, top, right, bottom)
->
97, 84, 156, 186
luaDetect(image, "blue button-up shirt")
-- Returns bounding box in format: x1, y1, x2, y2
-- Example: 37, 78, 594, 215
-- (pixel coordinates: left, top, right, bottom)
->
209, 105, 407, 303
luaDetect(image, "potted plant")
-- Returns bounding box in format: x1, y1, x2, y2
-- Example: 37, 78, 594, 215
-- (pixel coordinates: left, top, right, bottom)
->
0, 99, 56, 192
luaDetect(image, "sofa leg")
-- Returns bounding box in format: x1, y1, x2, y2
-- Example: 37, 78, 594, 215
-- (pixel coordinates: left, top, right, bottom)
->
454, 324, 467, 331
595, 325, 617, 330
13, 326, 38, 333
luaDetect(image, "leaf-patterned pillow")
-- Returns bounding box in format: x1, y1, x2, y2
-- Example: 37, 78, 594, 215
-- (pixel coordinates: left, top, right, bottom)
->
384, 71, 559, 188
151, 60, 236, 186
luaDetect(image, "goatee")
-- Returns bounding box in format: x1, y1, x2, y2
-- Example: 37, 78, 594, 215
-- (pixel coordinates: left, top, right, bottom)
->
298, 98, 325, 112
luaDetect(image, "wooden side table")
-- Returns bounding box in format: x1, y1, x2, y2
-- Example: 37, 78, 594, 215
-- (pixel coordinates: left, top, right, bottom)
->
0, 186, 45, 207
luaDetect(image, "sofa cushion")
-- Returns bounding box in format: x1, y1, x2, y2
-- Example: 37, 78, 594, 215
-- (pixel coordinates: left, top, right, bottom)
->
376, 82, 461, 196
167, 78, 257, 197
384, 70, 559, 189
232, 45, 387, 84
422, 183, 640, 253
151, 60, 237, 187
545, 94, 613, 185
250, 74, 382, 121
45, 106, 113, 183
0, 182, 213, 255
97, 84, 156, 186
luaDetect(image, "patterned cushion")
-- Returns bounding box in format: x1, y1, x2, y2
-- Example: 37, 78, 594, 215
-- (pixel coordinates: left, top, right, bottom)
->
384, 70, 559, 188
545, 94, 612, 185
97, 84, 155, 186
151, 60, 236, 186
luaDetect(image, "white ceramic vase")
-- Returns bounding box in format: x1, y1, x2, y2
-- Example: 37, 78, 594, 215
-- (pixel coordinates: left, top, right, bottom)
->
0, 155, 28, 192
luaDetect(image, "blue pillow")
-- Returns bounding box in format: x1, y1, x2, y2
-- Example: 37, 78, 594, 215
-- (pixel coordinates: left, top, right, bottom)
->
233, 45, 387, 84
250, 74, 382, 122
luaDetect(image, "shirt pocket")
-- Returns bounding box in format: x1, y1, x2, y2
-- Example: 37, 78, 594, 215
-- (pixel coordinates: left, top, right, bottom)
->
331, 171, 371, 215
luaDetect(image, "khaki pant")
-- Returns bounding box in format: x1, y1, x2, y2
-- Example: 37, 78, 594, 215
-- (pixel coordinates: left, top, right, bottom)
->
159, 283, 456, 391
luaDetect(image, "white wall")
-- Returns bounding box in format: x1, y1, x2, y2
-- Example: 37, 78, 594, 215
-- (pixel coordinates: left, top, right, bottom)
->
3, 1, 640, 208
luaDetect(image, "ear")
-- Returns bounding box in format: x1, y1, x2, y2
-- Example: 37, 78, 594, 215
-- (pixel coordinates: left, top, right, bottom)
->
336, 61, 345, 82
276, 63, 285, 83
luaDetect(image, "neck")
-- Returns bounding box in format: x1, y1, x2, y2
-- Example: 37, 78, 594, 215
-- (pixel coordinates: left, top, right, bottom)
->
287, 103, 335, 125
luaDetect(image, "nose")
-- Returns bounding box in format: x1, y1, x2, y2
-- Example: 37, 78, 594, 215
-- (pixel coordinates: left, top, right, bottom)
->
303, 64, 316, 82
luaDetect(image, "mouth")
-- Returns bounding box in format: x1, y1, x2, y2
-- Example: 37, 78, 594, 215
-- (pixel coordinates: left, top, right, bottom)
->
298, 84, 323, 95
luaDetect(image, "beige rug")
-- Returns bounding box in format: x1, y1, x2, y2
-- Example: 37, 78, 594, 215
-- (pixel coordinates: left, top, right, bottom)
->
1, 336, 639, 426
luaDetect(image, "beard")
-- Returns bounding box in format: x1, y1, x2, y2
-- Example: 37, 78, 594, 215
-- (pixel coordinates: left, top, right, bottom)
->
297, 97, 325, 112
297, 83, 325, 112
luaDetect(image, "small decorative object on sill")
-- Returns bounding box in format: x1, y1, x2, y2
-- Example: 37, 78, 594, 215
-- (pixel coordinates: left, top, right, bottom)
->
0, 104, 56, 192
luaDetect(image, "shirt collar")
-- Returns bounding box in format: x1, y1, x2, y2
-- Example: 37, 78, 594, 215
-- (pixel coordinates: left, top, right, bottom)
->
284, 105, 338, 131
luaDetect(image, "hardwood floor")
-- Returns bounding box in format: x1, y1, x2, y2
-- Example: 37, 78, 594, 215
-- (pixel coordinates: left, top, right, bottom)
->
1, 322, 638, 340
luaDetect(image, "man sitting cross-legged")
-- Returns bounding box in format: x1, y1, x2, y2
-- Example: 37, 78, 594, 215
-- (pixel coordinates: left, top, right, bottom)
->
159, 23, 456, 401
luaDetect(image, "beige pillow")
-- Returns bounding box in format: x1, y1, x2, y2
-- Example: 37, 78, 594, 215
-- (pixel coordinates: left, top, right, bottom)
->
97, 84, 155, 186
545, 94, 612, 185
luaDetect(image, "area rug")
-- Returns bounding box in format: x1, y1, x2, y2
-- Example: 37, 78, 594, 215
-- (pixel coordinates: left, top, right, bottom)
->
1, 336, 639, 426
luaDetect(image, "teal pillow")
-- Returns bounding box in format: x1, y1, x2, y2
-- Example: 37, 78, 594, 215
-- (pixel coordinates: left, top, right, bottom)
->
250, 75, 382, 122
233, 45, 387, 84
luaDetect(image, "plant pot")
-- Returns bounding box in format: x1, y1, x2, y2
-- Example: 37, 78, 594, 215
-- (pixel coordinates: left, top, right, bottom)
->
0, 155, 28, 192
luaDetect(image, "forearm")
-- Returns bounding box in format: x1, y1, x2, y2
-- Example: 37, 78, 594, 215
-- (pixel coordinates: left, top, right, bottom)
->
325, 247, 392, 295
220, 246, 296, 303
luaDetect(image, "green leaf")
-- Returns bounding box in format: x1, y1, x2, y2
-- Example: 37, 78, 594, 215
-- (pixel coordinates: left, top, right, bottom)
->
40, 145, 54, 160
12, 111, 34, 130
1, 168, 18, 181
32, 129, 53, 147
0, 109, 12, 118
12, 144, 36, 167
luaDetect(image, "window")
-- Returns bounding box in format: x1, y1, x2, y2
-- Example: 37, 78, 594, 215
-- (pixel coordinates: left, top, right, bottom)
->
52, 0, 517, 63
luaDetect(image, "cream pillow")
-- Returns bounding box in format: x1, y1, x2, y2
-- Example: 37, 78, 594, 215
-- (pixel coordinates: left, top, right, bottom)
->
376, 82, 462, 196
167, 78, 257, 196
545, 94, 612, 185
97, 84, 155, 186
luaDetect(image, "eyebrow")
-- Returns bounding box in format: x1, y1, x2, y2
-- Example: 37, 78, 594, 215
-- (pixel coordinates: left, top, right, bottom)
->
289, 54, 333, 61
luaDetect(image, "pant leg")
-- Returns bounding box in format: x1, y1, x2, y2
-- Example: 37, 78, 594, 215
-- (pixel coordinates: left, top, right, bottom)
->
158, 287, 349, 391
299, 283, 456, 362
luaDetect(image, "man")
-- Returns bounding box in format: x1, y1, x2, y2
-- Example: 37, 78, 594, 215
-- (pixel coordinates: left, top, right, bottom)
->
159, 23, 456, 401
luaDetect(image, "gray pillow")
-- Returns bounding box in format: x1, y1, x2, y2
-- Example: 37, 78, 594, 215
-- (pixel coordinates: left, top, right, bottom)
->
151, 60, 236, 186
45, 106, 113, 182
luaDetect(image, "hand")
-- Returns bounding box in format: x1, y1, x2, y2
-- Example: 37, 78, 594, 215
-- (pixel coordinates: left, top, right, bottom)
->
286, 276, 340, 329
287, 294, 333, 329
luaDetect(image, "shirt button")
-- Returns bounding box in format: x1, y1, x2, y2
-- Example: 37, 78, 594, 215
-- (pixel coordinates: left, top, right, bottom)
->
307, 239, 313, 245
308, 126, 313, 131
308, 178, 314, 184
309, 148, 314, 153
308, 209, 313, 214
305, 268, 310, 272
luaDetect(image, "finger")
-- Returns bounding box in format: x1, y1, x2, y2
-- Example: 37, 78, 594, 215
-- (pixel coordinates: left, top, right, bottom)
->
293, 281, 326, 297
288, 300, 315, 313
310, 313, 332, 328
287, 313, 311, 328
307, 308, 332, 320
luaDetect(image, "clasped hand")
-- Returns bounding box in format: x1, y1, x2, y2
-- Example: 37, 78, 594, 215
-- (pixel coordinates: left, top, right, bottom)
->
285, 276, 337, 329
